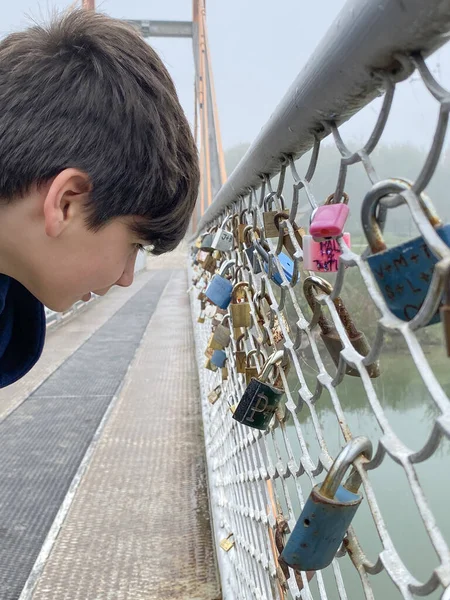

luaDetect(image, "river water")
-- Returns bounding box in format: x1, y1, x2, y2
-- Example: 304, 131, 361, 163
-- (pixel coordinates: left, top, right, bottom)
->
269, 343, 450, 599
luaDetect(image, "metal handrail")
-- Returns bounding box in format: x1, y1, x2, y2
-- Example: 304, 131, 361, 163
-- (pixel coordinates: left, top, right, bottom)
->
195, 0, 450, 235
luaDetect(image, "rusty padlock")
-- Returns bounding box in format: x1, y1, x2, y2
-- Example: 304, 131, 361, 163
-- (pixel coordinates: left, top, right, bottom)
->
304, 276, 380, 377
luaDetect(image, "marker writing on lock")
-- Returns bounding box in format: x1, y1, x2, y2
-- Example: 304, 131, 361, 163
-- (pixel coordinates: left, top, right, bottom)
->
373, 242, 434, 280
313, 239, 342, 272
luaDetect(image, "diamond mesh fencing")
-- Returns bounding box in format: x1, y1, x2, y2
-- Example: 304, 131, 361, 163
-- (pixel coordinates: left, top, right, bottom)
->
188, 15, 450, 600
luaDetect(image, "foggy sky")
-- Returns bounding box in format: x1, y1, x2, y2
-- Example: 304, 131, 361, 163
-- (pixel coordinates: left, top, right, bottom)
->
1, 0, 449, 154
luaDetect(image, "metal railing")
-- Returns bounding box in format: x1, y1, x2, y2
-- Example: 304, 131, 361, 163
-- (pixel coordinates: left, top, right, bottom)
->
189, 0, 450, 598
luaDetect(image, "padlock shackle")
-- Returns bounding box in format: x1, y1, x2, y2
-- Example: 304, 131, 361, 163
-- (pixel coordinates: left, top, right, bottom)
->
253, 239, 269, 263
240, 208, 248, 224
325, 191, 349, 206
361, 178, 442, 255
221, 313, 231, 327
219, 259, 236, 277
242, 225, 261, 249
259, 350, 286, 383
220, 213, 234, 228
303, 276, 335, 335
236, 333, 246, 351
246, 348, 264, 368
263, 190, 286, 211
319, 436, 373, 499
232, 281, 252, 302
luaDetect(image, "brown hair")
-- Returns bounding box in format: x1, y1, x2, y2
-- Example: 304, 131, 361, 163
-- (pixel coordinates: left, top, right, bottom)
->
0, 10, 199, 254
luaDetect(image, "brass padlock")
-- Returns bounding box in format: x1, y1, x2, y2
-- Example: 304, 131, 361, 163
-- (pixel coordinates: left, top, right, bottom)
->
230, 282, 252, 328
263, 192, 286, 238
274, 211, 305, 258
201, 253, 216, 274
235, 333, 247, 374
238, 209, 249, 245
221, 363, 229, 381
219, 533, 235, 552
204, 358, 218, 372
197, 311, 205, 324
304, 276, 380, 378
245, 349, 264, 385
208, 315, 231, 350
208, 385, 222, 405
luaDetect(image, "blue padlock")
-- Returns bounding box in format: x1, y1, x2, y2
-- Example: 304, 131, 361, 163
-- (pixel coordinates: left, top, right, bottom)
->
281, 436, 372, 571
211, 349, 227, 368
205, 259, 235, 309
253, 240, 295, 286
362, 179, 450, 323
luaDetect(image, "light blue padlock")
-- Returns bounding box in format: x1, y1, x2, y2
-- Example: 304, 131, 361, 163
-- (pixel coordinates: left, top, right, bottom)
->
205, 260, 235, 309
281, 436, 372, 571
253, 240, 295, 286
211, 349, 227, 368
362, 178, 450, 323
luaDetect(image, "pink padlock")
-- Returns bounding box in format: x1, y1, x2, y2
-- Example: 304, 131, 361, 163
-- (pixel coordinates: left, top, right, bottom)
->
309, 192, 350, 240
303, 233, 351, 272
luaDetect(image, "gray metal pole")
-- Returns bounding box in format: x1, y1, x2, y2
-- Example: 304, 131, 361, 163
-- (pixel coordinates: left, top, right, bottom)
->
195, 0, 450, 234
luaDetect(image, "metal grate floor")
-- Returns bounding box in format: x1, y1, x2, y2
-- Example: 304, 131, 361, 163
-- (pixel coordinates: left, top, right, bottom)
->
0, 271, 171, 600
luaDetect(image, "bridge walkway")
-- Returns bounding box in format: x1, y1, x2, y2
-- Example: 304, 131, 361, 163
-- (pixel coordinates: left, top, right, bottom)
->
0, 255, 220, 600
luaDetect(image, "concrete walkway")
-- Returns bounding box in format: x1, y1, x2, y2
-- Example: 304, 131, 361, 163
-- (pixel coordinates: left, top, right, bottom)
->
0, 258, 220, 600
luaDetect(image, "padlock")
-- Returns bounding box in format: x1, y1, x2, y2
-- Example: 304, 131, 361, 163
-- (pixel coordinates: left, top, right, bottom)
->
204, 303, 218, 319
245, 349, 264, 385
263, 192, 286, 238
204, 358, 217, 372
211, 215, 234, 251
304, 276, 380, 377
219, 533, 235, 552
197, 311, 205, 324
208, 315, 231, 350
234, 333, 247, 374
274, 211, 306, 258
281, 436, 372, 571
207, 385, 222, 405
201, 253, 216, 274
200, 229, 216, 251
196, 250, 208, 264
362, 178, 450, 323
221, 362, 229, 381
238, 209, 249, 244
243, 225, 262, 274
303, 234, 351, 272
230, 282, 252, 328
309, 192, 350, 240
253, 239, 295, 286
205, 260, 235, 309
211, 349, 227, 368
233, 350, 287, 430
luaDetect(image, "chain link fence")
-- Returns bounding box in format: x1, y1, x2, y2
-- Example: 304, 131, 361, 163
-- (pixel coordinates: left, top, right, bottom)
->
189, 1, 450, 598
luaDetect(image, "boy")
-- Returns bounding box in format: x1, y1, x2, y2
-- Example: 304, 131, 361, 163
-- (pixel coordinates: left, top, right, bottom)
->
0, 10, 199, 387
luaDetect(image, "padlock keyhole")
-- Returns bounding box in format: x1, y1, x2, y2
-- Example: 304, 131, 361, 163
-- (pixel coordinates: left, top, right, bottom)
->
303, 518, 310, 527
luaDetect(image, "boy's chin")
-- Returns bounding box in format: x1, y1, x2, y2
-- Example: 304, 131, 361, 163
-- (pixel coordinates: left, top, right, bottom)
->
43, 295, 80, 313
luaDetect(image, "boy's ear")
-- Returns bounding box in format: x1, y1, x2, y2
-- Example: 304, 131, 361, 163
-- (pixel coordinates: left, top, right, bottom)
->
43, 168, 92, 238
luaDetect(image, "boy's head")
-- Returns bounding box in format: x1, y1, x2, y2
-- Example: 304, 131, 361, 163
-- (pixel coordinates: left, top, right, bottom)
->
0, 10, 199, 311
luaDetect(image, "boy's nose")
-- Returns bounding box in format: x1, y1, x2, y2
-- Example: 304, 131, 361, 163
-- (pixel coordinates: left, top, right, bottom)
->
116, 251, 137, 288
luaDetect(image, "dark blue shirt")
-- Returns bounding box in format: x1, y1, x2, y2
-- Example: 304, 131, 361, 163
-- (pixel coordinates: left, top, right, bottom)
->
0, 274, 45, 388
